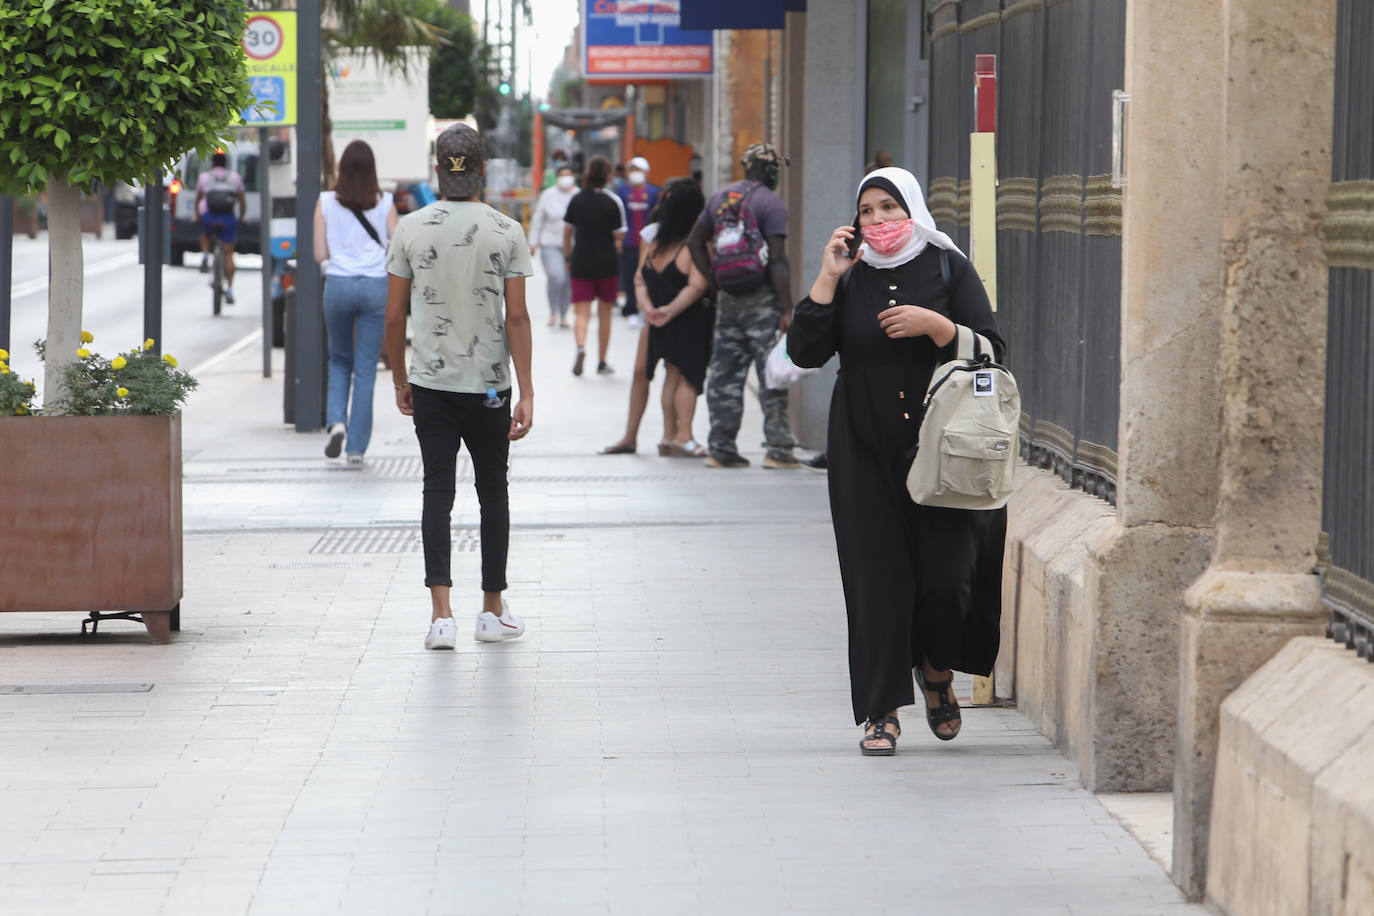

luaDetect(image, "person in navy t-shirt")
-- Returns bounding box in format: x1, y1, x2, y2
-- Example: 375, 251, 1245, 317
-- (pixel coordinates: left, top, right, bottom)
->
616, 156, 660, 318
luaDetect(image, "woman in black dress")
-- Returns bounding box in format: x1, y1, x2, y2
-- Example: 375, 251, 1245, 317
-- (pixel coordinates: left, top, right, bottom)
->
786, 167, 1007, 755
637, 178, 714, 456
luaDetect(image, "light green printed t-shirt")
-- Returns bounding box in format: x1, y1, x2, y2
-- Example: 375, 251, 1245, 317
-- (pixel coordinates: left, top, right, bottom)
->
386, 201, 533, 394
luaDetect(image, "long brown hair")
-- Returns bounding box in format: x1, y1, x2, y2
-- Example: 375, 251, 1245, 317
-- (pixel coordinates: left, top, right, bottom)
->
582, 155, 612, 190
332, 140, 381, 210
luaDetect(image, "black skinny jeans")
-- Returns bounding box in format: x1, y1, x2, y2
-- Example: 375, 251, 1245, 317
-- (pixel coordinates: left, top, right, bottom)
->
411, 384, 511, 592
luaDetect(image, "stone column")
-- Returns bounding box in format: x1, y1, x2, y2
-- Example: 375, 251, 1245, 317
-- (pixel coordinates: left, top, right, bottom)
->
791, 2, 867, 448
1084, 0, 1226, 793
1174, 0, 1336, 900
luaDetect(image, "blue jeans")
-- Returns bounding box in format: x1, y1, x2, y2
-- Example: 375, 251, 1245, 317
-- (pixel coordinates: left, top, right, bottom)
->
324, 275, 387, 455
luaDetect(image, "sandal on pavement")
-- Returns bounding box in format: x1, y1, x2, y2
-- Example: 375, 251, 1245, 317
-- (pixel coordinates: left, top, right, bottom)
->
657, 441, 672, 456
599, 443, 636, 455
916, 668, 962, 741
666, 438, 708, 458
859, 715, 900, 756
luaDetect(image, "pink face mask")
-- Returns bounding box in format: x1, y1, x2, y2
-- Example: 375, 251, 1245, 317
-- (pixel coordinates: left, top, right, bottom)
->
860, 218, 916, 256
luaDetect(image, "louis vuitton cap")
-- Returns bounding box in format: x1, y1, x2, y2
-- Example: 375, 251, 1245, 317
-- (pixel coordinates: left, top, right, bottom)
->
435, 123, 484, 199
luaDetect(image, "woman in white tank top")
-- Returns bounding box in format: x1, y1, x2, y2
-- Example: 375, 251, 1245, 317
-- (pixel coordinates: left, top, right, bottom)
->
313, 140, 399, 464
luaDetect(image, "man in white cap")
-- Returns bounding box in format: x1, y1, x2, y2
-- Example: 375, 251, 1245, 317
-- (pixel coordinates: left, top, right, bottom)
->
615, 155, 660, 320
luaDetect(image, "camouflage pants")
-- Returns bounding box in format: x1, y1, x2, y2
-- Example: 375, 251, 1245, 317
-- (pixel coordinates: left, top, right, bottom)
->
706, 285, 798, 462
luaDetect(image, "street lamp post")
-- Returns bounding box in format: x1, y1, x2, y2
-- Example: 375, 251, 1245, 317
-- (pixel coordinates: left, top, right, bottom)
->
293, 0, 324, 431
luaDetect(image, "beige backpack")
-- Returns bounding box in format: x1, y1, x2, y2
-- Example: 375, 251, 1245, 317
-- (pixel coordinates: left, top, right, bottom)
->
906, 325, 1020, 510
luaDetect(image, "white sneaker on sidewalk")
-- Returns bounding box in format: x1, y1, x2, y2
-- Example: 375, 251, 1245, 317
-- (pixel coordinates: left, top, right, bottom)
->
424, 617, 457, 650
475, 602, 524, 642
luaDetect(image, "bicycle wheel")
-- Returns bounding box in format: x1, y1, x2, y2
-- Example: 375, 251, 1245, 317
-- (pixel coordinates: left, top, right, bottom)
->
211, 240, 224, 316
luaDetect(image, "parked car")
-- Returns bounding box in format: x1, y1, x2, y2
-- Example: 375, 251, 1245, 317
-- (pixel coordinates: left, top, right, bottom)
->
112, 181, 141, 239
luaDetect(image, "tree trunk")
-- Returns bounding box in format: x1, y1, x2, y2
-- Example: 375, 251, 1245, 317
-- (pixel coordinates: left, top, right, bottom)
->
321, 76, 336, 190
43, 178, 83, 410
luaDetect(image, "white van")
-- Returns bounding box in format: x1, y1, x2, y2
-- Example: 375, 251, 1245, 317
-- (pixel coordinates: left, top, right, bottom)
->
169, 134, 296, 265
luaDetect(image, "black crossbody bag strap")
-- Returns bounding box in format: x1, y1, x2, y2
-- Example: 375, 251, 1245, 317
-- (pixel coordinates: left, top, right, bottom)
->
347, 205, 384, 248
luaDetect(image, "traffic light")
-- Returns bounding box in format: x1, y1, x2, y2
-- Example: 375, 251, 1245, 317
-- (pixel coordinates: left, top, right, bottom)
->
538, 102, 550, 112
498, 81, 511, 96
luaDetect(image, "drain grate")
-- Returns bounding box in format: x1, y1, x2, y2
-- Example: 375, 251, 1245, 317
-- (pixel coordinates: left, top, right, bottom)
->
0, 683, 154, 695
310, 526, 478, 555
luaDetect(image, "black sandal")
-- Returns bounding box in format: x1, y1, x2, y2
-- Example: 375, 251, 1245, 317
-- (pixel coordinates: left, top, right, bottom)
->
859, 715, 901, 756
916, 669, 962, 741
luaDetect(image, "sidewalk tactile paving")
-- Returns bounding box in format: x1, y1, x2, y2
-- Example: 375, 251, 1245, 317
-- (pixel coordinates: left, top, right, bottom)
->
310, 526, 478, 554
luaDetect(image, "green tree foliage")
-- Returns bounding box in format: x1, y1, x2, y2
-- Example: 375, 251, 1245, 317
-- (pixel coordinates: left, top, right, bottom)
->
409, 0, 499, 127
0, 0, 255, 195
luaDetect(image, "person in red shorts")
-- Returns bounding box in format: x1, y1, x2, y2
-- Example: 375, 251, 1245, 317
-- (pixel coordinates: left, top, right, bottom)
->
562, 155, 626, 376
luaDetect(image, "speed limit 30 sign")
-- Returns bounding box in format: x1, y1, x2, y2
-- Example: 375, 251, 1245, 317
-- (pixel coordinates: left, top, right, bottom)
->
243, 15, 285, 61
241, 11, 296, 126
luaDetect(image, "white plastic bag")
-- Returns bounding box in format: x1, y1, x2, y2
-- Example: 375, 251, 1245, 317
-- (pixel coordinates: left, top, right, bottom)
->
764, 335, 817, 390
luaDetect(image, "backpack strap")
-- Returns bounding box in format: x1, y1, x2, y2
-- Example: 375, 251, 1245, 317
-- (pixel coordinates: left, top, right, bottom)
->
953, 325, 995, 362
721, 181, 761, 219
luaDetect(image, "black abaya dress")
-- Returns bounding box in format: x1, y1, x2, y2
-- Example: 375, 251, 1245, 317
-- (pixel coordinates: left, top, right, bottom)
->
786, 245, 1008, 725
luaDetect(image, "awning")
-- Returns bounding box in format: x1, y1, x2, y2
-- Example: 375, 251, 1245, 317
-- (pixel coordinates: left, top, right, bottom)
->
679, 0, 805, 31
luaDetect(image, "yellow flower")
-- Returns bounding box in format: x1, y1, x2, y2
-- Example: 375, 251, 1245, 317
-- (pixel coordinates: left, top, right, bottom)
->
111, 356, 127, 370
1, 368, 9, 375
143, 338, 155, 351
0, 348, 8, 361
15, 406, 27, 415
80, 330, 94, 343
162, 354, 178, 368
77, 348, 91, 358
116, 387, 130, 398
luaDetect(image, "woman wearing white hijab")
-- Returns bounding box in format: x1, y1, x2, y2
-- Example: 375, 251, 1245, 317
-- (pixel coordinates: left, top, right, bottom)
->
787, 167, 1008, 756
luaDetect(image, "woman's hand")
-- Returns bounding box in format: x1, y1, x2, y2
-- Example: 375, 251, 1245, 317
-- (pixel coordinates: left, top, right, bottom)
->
646, 306, 673, 327
877, 304, 955, 342
821, 225, 860, 281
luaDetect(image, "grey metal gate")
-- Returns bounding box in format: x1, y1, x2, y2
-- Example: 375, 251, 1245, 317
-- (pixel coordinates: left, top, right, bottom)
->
927, 0, 1124, 502
1322, 0, 1374, 659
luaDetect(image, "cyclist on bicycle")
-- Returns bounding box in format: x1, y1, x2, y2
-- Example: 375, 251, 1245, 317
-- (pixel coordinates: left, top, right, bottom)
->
195, 149, 247, 304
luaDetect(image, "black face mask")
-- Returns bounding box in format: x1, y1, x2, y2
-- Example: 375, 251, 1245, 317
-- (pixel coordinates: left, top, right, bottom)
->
748, 167, 779, 190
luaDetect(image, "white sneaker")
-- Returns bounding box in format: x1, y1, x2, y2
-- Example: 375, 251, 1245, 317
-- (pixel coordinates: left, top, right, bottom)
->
475, 602, 524, 642
626, 312, 643, 329
425, 617, 457, 650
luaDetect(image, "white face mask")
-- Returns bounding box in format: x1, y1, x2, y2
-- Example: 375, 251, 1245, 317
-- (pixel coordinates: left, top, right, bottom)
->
627, 171, 646, 186
556, 175, 575, 191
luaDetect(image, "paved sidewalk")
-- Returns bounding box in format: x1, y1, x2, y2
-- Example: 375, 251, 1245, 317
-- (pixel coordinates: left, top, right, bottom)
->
0, 274, 1202, 914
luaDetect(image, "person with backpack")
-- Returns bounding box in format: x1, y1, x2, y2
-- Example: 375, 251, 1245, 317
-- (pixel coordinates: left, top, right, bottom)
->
686, 142, 800, 468
314, 140, 399, 465
194, 149, 247, 302
786, 167, 1007, 756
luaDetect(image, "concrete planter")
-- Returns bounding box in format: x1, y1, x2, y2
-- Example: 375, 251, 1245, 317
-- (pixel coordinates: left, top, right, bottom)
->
0, 413, 183, 642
